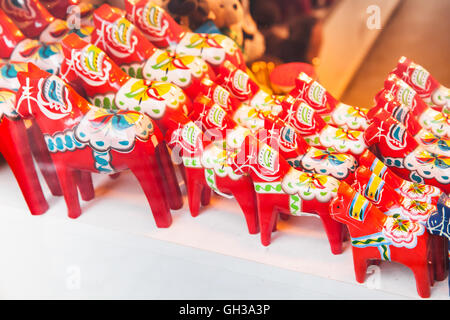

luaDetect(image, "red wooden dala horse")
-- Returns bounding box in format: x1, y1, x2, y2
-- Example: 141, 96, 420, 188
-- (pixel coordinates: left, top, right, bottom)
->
15, 64, 172, 228
330, 182, 434, 298
352, 166, 448, 282
229, 134, 344, 253
59, 33, 185, 210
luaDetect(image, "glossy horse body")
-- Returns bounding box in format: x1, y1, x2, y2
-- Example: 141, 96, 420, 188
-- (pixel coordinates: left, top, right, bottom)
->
352, 166, 448, 282
358, 149, 443, 204
16, 65, 172, 228
171, 97, 259, 233
278, 96, 368, 157
330, 182, 433, 298
230, 134, 344, 253
60, 34, 187, 209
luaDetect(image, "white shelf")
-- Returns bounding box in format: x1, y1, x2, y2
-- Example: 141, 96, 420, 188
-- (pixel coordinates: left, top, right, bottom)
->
0, 163, 448, 299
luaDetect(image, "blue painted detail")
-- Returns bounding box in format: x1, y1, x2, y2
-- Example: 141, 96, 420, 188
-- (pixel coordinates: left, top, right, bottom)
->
93, 150, 114, 173
44, 130, 86, 153
410, 171, 424, 183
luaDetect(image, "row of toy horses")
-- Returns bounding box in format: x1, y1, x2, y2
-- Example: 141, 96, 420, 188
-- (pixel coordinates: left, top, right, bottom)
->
0, 0, 449, 298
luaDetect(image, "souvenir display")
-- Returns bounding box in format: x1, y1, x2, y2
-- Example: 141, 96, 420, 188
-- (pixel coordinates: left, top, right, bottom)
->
0, 0, 448, 299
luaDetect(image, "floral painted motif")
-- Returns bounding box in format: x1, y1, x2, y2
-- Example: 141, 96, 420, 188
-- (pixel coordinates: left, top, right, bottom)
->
403, 149, 450, 184
0, 89, 18, 120
75, 107, 155, 152
399, 198, 436, 224
0, 62, 27, 91
10, 39, 62, 74
418, 107, 450, 138
299, 147, 356, 179
382, 214, 425, 248
249, 90, 283, 116
176, 32, 238, 66
143, 49, 208, 88
115, 78, 187, 118
232, 104, 264, 132
415, 130, 450, 156
330, 103, 369, 130
397, 180, 442, 203
201, 143, 242, 180
317, 125, 367, 155
281, 168, 339, 202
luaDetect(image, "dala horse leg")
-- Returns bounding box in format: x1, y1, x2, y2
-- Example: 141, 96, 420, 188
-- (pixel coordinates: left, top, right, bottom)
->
155, 142, 183, 210
430, 234, 448, 281
0, 119, 49, 215
27, 121, 63, 196
201, 187, 212, 206
185, 167, 210, 217
218, 177, 259, 234
256, 193, 288, 246
410, 249, 432, 298
317, 203, 344, 255
74, 170, 95, 201
351, 247, 372, 283
125, 144, 172, 228
399, 237, 433, 298
52, 161, 82, 219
